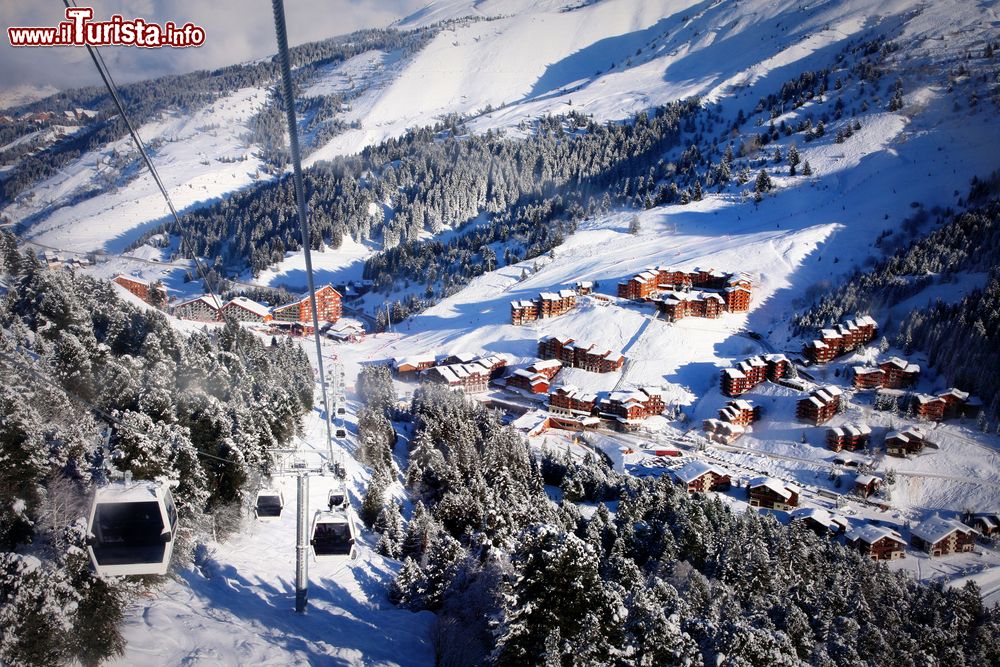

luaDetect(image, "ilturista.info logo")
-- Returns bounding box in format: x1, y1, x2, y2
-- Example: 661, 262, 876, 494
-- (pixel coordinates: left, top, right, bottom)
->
7, 7, 205, 48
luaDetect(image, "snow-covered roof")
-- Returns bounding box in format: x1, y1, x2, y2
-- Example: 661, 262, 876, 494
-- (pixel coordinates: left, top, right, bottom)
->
393, 354, 435, 369
673, 460, 730, 483
748, 476, 798, 499
915, 393, 945, 405
575, 280, 593, 288
175, 294, 223, 310
911, 516, 978, 544
558, 289, 576, 299
539, 291, 560, 300
449, 351, 479, 364
791, 507, 848, 531
847, 523, 905, 546
224, 296, 270, 317
764, 353, 788, 363
881, 357, 920, 373
940, 387, 970, 401
511, 299, 536, 308
854, 473, 880, 487
853, 366, 882, 376
512, 410, 549, 433
728, 399, 754, 411
530, 359, 562, 371
723, 368, 746, 379
856, 315, 878, 327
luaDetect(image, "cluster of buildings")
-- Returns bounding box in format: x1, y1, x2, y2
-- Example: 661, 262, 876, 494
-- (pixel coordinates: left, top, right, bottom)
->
847, 515, 980, 561
796, 385, 844, 425
510, 289, 578, 325
701, 398, 761, 444
670, 461, 985, 561
537, 335, 625, 373
852, 356, 921, 390
547, 385, 665, 430
40, 251, 95, 271
885, 426, 931, 457
392, 352, 508, 393
112, 275, 346, 330
910, 388, 982, 421
801, 314, 878, 364
615, 266, 752, 321
826, 422, 873, 452
505, 359, 563, 394
720, 354, 791, 397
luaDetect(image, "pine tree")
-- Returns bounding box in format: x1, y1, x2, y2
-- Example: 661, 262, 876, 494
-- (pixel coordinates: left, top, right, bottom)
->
803, 160, 813, 176
755, 169, 773, 194
628, 215, 641, 235
374, 502, 405, 558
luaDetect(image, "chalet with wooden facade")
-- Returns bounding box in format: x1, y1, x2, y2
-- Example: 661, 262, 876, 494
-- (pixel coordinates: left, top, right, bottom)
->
506, 369, 551, 394
720, 354, 790, 397
271, 285, 342, 324
510, 300, 538, 325
795, 385, 843, 425
910, 516, 978, 556
846, 524, 906, 560
826, 422, 872, 452
748, 477, 800, 510
885, 426, 930, 457
510, 289, 578, 325
575, 281, 594, 295
879, 357, 921, 388
967, 513, 1000, 537
702, 418, 746, 444
802, 315, 878, 364
853, 473, 881, 498
600, 387, 665, 427
548, 385, 598, 417
718, 399, 761, 426
656, 291, 725, 321
393, 354, 437, 378
791, 507, 849, 535
222, 296, 273, 323
171, 295, 222, 322
852, 366, 885, 390
672, 461, 732, 493
537, 336, 625, 373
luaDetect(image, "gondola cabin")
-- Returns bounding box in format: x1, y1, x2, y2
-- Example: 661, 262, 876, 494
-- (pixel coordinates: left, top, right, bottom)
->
255, 489, 284, 520
335, 426, 347, 438
310, 509, 356, 560
87, 480, 178, 577
327, 484, 348, 510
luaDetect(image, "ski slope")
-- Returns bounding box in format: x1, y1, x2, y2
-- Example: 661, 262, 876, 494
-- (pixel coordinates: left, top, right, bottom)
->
112, 374, 435, 667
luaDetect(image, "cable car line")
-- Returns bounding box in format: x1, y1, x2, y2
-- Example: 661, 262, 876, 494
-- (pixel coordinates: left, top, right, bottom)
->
60, 0, 231, 330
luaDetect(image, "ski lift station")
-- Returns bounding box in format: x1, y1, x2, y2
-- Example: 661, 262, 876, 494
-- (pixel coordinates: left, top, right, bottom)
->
87, 479, 178, 577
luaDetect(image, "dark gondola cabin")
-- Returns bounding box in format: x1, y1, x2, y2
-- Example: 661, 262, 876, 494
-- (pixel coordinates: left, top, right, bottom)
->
255, 489, 284, 520
327, 484, 347, 510
87, 481, 178, 577
311, 510, 356, 560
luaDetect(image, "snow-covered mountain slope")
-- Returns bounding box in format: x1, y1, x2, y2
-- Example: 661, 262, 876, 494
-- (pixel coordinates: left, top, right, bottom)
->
9, 86, 269, 253
306, 0, 966, 160
5, 0, 995, 262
